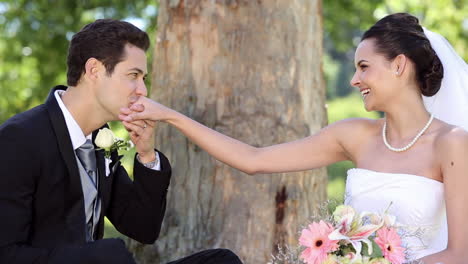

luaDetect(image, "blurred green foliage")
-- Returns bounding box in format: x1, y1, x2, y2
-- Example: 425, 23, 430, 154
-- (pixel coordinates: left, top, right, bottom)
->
0, 0, 158, 123
1, 0, 467, 123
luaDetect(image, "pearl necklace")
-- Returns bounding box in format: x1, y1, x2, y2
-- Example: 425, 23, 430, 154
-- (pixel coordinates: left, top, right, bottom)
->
382, 114, 434, 152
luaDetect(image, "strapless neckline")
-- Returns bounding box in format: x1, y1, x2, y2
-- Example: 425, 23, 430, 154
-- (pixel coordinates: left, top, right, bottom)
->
347, 168, 443, 185
345, 167, 447, 260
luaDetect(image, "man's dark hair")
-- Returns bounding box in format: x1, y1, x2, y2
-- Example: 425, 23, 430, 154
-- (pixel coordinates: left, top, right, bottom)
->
67, 19, 150, 86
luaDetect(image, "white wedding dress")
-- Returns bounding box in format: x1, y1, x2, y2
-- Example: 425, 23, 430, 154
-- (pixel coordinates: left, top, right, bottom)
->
345, 168, 447, 261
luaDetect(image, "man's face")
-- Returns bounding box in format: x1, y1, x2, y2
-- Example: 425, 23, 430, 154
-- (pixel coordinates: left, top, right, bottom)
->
96, 44, 148, 120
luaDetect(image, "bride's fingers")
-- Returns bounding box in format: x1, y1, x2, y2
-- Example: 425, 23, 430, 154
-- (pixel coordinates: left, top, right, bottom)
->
130, 104, 145, 112
120, 107, 132, 115
118, 114, 131, 122
122, 112, 146, 122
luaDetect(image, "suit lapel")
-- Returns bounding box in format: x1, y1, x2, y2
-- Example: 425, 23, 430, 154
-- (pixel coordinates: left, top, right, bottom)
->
93, 127, 110, 205
45, 85, 86, 242
92, 126, 113, 238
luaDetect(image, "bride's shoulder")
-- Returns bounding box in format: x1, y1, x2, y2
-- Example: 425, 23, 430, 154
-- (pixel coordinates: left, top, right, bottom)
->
433, 122, 468, 178
434, 121, 468, 153
329, 117, 383, 133
325, 118, 383, 146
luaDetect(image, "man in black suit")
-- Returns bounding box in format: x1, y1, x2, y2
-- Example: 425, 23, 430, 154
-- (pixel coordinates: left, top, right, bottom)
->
0, 19, 242, 264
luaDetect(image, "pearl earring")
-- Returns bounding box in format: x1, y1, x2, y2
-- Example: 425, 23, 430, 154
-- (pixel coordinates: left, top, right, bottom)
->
395, 71, 399, 75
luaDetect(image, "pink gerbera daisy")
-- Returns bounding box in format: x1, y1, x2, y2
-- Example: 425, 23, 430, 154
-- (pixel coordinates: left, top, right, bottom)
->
374, 227, 406, 264
299, 221, 339, 264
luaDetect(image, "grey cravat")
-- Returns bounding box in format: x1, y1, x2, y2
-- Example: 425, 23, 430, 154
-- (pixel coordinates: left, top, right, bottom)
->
76, 139, 97, 180
76, 139, 101, 241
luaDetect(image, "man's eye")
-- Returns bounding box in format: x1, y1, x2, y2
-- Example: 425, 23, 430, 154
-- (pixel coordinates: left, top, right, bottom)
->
360, 65, 368, 69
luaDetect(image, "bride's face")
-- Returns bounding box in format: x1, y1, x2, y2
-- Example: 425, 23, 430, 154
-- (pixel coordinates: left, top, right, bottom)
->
350, 39, 399, 112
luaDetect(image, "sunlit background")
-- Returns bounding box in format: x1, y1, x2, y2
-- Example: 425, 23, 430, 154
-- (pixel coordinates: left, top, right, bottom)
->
1, 0, 467, 237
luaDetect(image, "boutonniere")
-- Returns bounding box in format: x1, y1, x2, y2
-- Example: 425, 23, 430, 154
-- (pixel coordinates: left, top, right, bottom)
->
95, 128, 133, 158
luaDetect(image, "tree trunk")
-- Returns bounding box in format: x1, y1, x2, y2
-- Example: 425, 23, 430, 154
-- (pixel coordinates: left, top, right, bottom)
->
128, 0, 327, 263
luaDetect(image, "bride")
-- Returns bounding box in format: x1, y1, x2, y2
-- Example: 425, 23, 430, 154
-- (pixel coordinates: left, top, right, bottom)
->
120, 13, 468, 263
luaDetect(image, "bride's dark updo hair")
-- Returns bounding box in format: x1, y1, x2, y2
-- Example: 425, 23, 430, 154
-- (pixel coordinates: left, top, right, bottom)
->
362, 13, 443, 96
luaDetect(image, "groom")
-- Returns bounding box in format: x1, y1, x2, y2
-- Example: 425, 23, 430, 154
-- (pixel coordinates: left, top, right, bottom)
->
0, 19, 242, 264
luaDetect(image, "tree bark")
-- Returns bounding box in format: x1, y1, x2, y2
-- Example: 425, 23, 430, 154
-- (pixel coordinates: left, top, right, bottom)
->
128, 0, 327, 263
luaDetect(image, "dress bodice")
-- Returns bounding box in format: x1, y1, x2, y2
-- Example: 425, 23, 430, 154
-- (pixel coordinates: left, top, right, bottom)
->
345, 168, 447, 261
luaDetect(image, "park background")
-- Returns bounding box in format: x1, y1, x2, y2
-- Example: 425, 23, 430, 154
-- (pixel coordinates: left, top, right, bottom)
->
0, 0, 467, 263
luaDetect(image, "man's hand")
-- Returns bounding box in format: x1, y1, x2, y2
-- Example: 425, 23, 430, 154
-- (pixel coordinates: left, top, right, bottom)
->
121, 102, 157, 163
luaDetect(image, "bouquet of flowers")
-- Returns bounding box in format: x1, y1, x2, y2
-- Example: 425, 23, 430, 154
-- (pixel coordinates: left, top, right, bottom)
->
297, 204, 405, 264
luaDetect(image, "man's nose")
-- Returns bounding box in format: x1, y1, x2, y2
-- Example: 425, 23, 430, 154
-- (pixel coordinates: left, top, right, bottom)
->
136, 81, 148, 97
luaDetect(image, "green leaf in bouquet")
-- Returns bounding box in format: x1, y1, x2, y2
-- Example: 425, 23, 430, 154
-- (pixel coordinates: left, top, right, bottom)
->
361, 242, 370, 257
369, 239, 383, 258
339, 243, 356, 257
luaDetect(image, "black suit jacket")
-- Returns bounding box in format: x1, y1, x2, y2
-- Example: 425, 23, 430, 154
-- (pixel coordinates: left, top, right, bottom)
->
0, 86, 171, 263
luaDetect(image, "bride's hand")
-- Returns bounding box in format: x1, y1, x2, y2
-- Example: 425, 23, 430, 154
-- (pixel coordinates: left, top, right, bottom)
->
119, 96, 174, 122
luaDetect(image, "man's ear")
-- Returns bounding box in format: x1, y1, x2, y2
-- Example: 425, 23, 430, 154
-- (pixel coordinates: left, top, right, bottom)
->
84, 58, 102, 81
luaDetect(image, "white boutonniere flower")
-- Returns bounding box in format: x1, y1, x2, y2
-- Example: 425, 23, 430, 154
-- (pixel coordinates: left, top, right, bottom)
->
95, 128, 132, 158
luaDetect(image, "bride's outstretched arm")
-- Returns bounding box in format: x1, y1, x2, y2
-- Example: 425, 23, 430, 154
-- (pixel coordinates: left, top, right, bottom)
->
119, 97, 355, 175
418, 128, 468, 264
